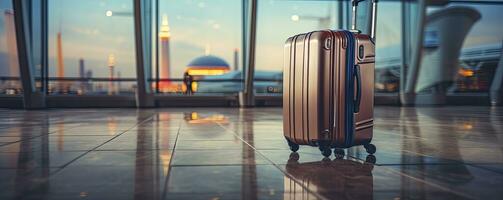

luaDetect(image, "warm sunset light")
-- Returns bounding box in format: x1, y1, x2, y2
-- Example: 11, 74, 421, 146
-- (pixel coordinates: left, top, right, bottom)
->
1, 1, 502, 199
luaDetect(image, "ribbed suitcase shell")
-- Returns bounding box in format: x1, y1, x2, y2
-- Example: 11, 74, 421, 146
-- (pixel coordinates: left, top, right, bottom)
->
283, 30, 374, 149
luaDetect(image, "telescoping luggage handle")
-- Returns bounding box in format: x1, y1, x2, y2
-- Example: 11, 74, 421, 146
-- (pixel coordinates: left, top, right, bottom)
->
351, 0, 378, 42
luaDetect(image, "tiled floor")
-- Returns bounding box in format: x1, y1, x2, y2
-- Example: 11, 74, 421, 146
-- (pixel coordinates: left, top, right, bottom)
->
0, 107, 502, 199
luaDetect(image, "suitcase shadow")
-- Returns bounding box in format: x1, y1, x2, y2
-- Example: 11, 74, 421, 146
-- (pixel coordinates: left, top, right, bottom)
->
285, 153, 375, 199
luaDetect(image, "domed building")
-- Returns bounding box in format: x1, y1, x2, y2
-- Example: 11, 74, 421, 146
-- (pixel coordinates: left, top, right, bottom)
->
185, 55, 230, 77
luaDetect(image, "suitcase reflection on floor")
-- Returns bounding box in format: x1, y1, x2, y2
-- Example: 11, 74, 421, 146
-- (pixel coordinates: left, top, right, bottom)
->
284, 153, 376, 200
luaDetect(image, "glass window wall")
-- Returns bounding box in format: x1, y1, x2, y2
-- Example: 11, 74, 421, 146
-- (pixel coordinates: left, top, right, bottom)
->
375, 1, 402, 93
0, 0, 21, 96
450, 3, 503, 94
255, 0, 340, 96
414, 2, 503, 95
153, 0, 243, 95
47, 0, 137, 95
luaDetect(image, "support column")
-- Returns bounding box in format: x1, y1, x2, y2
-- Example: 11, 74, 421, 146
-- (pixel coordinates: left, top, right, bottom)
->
12, 0, 45, 109
400, 0, 427, 106
133, 0, 155, 108
337, 1, 344, 29
239, 0, 257, 107
400, 0, 412, 106
490, 41, 503, 106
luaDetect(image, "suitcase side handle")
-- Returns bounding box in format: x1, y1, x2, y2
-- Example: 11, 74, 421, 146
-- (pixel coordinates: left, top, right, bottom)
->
354, 65, 362, 113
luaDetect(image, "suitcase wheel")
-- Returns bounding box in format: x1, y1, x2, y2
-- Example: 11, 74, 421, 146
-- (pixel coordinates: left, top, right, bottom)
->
320, 147, 332, 157
289, 144, 299, 152
365, 155, 377, 164
364, 144, 376, 154
288, 152, 300, 162
334, 148, 345, 159
286, 139, 300, 152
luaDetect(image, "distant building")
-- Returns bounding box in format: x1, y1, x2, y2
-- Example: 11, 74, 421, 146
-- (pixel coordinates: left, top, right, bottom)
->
56, 32, 64, 91
159, 15, 173, 92
233, 48, 239, 71
86, 70, 93, 79
117, 71, 121, 93
86, 70, 93, 92
79, 58, 86, 94
186, 55, 230, 77
108, 54, 115, 95
3, 10, 19, 79
79, 58, 85, 79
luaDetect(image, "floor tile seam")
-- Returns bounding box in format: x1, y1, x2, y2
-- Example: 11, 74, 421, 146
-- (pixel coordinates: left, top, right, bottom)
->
214, 122, 329, 200
380, 165, 478, 200
463, 163, 503, 175
47, 114, 157, 175
163, 191, 299, 195
372, 163, 475, 166
0, 122, 95, 147
169, 163, 279, 167
401, 149, 475, 164
66, 163, 279, 167
93, 149, 175, 152
175, 139, 240, 141
0, 167, 62, 170
173, 148, 247, 151
161, 118, 183, 200
0, 150, 91, 153
376, 131, 424, 139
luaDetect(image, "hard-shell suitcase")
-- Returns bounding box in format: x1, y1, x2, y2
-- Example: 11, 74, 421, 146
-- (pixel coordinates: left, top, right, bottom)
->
283, 0, 378, 157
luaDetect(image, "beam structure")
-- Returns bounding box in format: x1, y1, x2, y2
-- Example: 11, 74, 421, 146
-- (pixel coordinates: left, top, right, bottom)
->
239, 0, 258, 107
12, 0, 46, 109
400, 0, 427, 106
490, 41, 503, 106
133, 0, 155, 108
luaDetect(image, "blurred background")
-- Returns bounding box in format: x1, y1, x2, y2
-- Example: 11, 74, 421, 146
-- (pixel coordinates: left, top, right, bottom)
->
1, 0, 502, 108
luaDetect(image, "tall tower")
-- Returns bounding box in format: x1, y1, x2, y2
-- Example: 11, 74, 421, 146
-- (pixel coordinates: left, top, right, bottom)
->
3, 10, 19, 79
159, 14, 171, 91
86, 69, 93, 92
57, 32, 65, 91
79, 58, 85, 93
117, 71, 121, 93
79, 58, 85, 79
108, 54, 115, 95
233, 48, 239, 71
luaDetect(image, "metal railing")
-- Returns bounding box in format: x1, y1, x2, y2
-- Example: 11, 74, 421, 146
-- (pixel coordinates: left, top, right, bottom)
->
0, 77, 283, 96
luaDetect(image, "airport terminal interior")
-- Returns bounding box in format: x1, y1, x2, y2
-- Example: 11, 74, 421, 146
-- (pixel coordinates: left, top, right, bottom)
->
1, 0, 503, 199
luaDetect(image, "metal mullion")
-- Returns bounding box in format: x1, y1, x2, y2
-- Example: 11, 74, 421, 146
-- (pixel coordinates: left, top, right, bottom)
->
155, 0, 160, 94
12, 0, 45, 108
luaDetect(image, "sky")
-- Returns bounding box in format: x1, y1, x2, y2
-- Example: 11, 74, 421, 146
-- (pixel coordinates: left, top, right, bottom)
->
1, 0, 503, 79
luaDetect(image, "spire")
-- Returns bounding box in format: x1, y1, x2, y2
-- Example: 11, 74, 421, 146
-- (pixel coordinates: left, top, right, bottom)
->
108, 54, 116, 67
205, 44, 211, 55
159, 14, 171, 38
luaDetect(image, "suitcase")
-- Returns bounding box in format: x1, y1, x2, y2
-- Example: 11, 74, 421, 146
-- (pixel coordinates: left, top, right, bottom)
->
284, 155, 374, 200
283, 0, 378, 157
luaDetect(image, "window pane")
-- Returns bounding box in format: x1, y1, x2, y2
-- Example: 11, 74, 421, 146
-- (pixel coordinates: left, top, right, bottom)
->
0, 0, 22, 95
417, 3, 503, 94
375, 2, 402, 93
31, 0, 45, 92
154, 0, 242, 95
453, 4, 503, 93
255, 0, 339, 95
48, 0, 136, 95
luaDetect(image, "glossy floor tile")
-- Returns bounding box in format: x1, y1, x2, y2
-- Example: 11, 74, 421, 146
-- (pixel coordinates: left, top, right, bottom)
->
0, 107, 502, 199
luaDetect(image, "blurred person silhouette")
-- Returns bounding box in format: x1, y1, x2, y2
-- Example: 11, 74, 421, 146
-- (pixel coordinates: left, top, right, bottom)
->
183, 72, 193, 95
